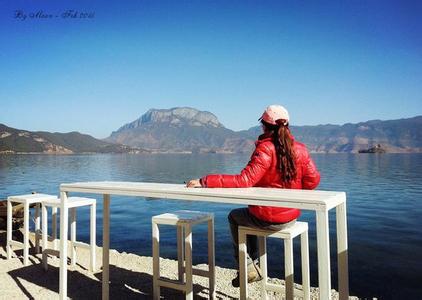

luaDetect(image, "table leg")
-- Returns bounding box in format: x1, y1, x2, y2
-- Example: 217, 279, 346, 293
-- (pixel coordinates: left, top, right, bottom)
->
102, 194, 110, 300
152, 221, 160, 300
336, 202, 349, 300
185, 224, 193, 300
316, 210, 331, 300
208, 218, 216, 300
42, 204, 48, 270
23, 202, 29, 266
90, 202, 96, 273
59, 191, 69, 300
71, 208, 76, 267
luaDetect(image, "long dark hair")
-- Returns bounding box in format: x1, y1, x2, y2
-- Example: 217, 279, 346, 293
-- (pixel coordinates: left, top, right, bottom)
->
262, 120, 297, 182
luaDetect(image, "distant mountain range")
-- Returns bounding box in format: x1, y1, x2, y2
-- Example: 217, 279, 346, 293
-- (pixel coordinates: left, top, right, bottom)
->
106, 107, 422, 153
2, 108, 421, 154
244, 116, 422, 153
0, 124, 145, 154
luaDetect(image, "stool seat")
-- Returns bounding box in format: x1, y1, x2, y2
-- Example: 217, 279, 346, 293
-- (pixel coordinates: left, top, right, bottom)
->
239, 221, 310, 300
152, 210, 213, 225
152, 210, 215, 300
43, 197, 96, 208
238, 221, 308, 239
8, 193, 57, 204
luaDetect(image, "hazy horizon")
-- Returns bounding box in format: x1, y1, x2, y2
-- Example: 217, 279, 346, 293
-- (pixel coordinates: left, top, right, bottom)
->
2, 109, 421, 140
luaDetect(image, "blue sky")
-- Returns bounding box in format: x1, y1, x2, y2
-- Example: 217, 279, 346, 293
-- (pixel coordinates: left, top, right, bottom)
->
1, 0, 421, 138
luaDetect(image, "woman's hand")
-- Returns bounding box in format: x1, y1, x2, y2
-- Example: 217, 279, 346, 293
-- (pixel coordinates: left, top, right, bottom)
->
186, 179, 202, 188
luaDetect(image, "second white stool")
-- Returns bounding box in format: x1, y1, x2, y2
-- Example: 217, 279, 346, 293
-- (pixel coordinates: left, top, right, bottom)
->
42, 197, 96, 272
239, 221, 310, 300
7, 193, 57, 265
152, 210, 215, 300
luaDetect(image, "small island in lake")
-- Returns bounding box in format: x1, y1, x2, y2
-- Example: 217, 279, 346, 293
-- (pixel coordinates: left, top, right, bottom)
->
358, 144, 386, 153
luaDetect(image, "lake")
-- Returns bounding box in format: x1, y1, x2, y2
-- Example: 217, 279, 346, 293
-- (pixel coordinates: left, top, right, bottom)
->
1, 153, 421, 299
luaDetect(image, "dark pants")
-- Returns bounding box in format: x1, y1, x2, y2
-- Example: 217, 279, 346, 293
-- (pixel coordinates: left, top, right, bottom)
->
228, 207, 296, 266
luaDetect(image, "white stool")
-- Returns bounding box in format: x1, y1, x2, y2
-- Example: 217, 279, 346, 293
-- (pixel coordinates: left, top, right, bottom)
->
152, 210, 215, 300
7, 194, 57, 265
239, 221, 310, 300
42, 197, 96, 272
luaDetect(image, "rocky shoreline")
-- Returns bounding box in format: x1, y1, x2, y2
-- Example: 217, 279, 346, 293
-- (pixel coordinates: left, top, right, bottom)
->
0, 230, 361, 299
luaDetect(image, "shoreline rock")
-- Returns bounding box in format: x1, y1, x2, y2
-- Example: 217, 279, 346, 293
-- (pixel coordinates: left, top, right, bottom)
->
0, 230, 360, 299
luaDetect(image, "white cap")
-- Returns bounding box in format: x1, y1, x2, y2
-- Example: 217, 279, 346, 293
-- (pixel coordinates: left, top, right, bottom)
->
259, 105, 290, 125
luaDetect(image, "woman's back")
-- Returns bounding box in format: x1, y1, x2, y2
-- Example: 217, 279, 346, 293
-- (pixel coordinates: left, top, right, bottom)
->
250, 137, 320, 190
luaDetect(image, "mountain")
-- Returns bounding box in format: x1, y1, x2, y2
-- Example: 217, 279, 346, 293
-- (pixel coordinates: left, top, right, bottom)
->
109, 108, 422, 153
106, 107, 254, 153
0, 124, 144, 154
118, 107, 224, 130
4, 110, 420, 154
244, 116, 422, 153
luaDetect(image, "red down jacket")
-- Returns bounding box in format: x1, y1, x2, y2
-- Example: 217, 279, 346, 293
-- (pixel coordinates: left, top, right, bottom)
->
201, 135, 320, 223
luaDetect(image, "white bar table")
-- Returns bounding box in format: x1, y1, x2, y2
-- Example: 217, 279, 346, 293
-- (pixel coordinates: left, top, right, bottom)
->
59, 181, 349, 300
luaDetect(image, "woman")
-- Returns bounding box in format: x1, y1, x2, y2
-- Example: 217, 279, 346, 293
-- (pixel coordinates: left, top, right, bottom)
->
187, 105, 320, 287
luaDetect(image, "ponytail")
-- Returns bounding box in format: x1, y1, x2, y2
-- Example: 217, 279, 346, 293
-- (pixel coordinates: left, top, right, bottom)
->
262, 120, 297, 182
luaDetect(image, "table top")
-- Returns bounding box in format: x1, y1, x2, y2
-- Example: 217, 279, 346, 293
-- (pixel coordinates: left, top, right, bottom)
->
60, 181, 346, 211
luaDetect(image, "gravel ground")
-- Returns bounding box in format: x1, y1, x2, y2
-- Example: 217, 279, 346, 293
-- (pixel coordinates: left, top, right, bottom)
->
0, 230, 359, 299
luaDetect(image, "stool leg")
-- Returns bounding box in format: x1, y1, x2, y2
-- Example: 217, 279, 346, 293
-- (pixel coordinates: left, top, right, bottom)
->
208, 218, 215, 300
239, 229, 248, 300
90, 202, 96, 272
52, 207, 58, 251
71, 207, 76, 267
42, 205, 48, 270
284, 238, 294, 300
301, 231, 310, 300
152, 221, 160, 300
6, 199, 13, 259
35, 203, 41, 254
258, 236, 267, 300
177, 225, 185, 282
184, 224, 193, 300
23, 201, 29, 266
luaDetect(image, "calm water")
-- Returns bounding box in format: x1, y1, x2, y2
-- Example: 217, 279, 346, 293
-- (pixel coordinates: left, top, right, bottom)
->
1, 153, 421, 299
